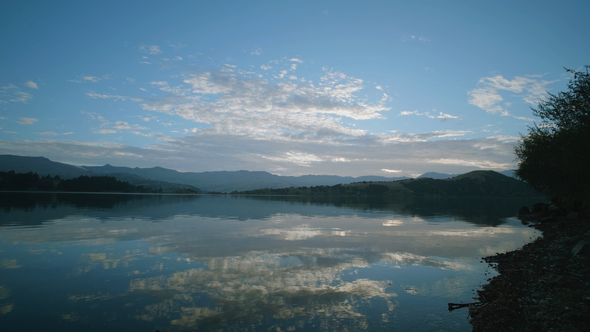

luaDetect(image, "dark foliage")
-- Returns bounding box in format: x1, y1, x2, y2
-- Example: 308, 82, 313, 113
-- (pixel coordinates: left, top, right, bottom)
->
0, 171, 153, 193
0, 171, 57, 191
515, 66, 590, 202
402, 172, 539, 197
56, 175, 149, 192
234, 171, 542, 198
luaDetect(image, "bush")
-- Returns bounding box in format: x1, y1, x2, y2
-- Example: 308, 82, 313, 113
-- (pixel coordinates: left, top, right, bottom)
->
515, 66, 590, 202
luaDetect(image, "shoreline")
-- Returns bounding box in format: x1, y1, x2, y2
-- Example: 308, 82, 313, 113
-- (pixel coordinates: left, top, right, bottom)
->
469, 206, 590, 331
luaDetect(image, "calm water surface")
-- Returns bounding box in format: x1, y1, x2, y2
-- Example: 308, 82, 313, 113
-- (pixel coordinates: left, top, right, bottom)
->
0, 193, 541, 331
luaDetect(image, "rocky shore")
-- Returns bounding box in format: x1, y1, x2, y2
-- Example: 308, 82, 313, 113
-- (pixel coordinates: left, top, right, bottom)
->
469, 204, 590, 331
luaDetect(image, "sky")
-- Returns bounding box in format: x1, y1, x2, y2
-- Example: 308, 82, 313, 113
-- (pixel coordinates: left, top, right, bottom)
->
0, 0, 588, 177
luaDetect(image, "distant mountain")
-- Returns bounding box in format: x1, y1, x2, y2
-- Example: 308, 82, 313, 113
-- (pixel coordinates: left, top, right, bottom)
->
82, 165, 409, 192
0, 155, 407, 192
417, 172, 458, 180
0, 155, 201, 193
0, 155, 530, 194
0, 155, 89, 179
238, 170, 544, 198
104, 173, 202, 193
403, 170, 542, 197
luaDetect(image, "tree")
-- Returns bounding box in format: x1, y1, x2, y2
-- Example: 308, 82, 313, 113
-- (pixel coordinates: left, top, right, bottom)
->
515, 66, 590, 203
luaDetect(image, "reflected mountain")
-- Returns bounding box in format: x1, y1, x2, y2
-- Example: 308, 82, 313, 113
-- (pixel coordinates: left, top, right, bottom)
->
0, 193, 540, 331
0, 193, 544, 229
221, 195, 545, 226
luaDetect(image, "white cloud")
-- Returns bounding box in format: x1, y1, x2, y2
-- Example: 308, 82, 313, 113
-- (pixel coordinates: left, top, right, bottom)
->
436, 112, 458, 119
467, 88, 508, 116
84, 112, 148, 135
276, 70, 288, 79
468, 74, 555, 116
37, 131, 57, 135
184, 128, 198, 134
147, 45, 161, 54
97, 129, 117, 134
429, 130, 470, 138
139, 45, 162, 55
86, 92, 142, 102
376, 86, 383, 91
513, 116, 534, 121
25, 81, 38, 89
290, 58, 303, 63
260, 65, 272, 70
400, 35, 430, 42
251, 48, 262, 55
489, 135, 519, 142
290, 64, 297, 71
1, 84, 33, 103
8, 58, 527, 176
330, 157, 349, 162
258, 151, 324, 167
83, 76, 100, 83
114, 121, 131, 130
383, 130, 471, 143
383, 220, 403, 226
482, 75, 530, 92
72, 66, 387, 167
18, 117, 38, 124
183, 73, 232, 94
168, 42, 186, 49
427, 158, 510, 169
399, 110, 458, 120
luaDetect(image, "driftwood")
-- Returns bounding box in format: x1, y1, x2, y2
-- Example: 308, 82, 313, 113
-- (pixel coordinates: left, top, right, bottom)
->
448, 302, 470, 311
448, 302, 482, 311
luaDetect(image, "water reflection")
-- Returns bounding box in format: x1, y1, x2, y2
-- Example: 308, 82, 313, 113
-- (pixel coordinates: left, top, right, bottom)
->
0, 193, 540, 331
1, 192, 544, 227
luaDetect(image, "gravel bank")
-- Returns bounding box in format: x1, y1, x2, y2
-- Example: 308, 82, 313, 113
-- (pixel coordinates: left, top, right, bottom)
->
469, 206, 590, 331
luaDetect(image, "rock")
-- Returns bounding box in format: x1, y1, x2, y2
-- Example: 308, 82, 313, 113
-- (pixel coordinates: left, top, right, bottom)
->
532, 203, 548, 214
540, 216, 557, 223
572, 237, 590, 256
567, 212, 579, 219
519, 206, 531, 215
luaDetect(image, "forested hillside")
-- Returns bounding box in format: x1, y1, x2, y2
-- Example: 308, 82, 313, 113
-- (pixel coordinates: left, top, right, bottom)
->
0, 171, 173, 193
236, 171, 543, 198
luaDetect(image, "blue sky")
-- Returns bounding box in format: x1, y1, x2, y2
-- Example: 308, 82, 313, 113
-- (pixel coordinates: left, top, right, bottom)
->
1, 0, 588, 177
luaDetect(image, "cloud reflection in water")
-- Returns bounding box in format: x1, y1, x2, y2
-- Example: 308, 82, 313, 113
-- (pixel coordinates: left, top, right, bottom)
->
0, 194, 541, 331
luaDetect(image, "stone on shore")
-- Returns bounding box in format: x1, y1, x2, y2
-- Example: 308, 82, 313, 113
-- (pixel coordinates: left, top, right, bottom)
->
572, 236, 590, 256
470, 206, 590, 332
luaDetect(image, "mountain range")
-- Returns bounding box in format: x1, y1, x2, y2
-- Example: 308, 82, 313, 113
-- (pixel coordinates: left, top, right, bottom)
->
0, 154, 518, 193
238, 170, 543, 198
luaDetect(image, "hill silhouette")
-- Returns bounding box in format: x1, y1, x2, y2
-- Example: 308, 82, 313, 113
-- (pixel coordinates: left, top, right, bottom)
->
237, 171, 543, 198
0, 155, 532, 194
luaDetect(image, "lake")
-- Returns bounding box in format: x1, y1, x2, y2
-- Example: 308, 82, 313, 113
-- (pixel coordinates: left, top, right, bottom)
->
0, 193, 541, 331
